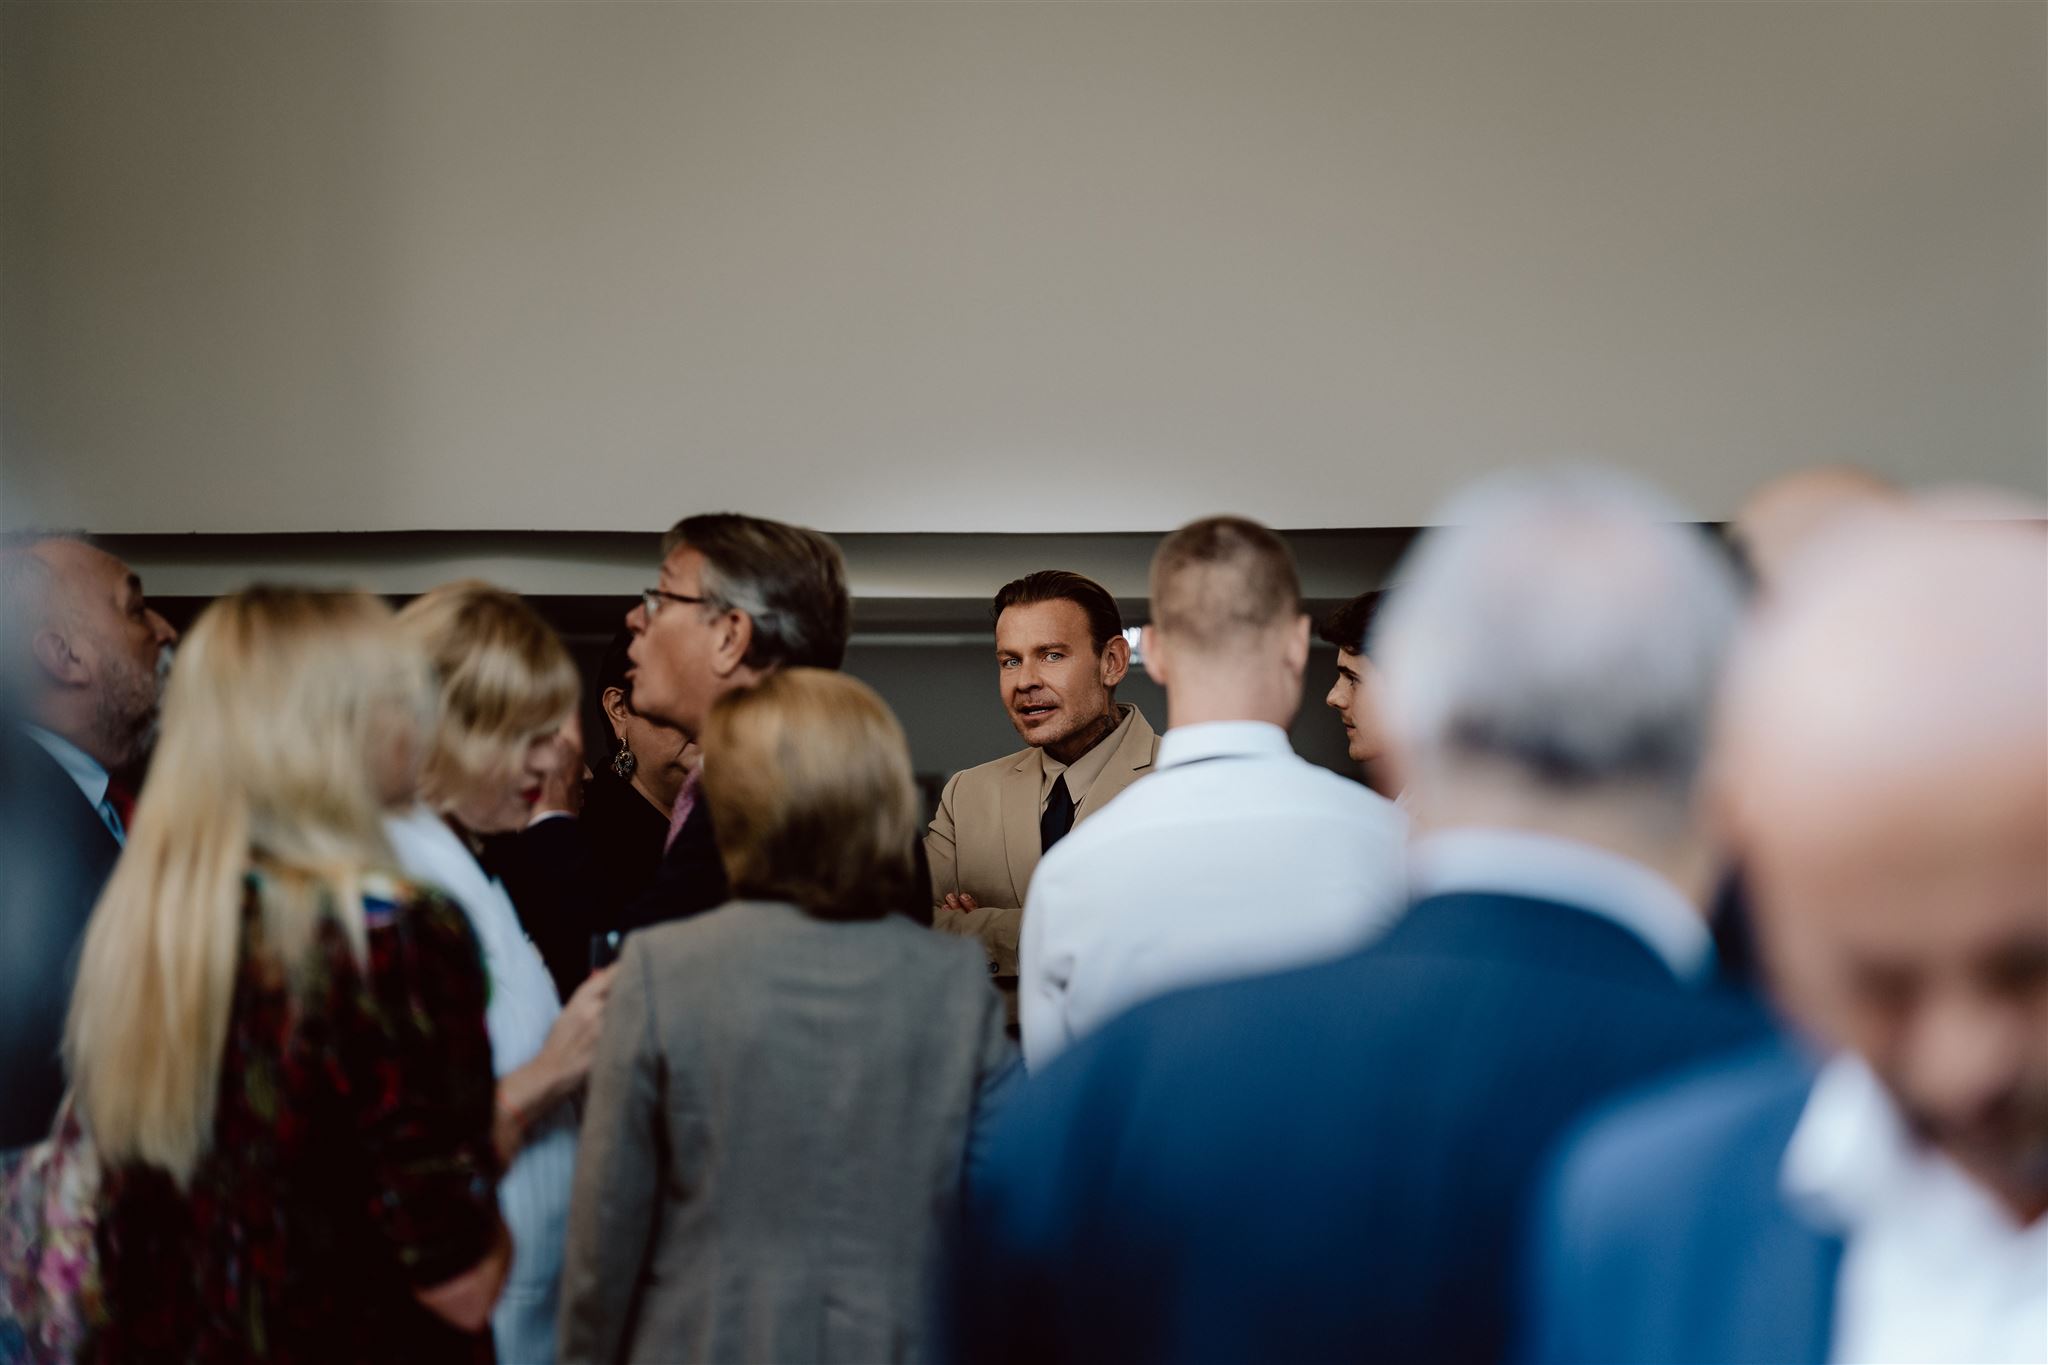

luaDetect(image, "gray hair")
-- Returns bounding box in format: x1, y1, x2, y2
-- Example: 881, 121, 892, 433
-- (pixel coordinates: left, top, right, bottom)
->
662, 513, 851, 672
1373, 468, 1743, 802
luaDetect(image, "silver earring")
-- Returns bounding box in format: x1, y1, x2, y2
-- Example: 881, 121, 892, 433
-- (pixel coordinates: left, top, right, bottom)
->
611, 746, 637, 780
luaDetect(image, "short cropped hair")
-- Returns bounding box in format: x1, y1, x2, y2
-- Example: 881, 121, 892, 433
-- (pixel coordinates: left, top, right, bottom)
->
0, 532, 92, 705
701, 668, 919, 921
1375, 468, 1743, 799
991, 570, 1124, 654
1148, 517, 1302, 651
396, 581, 581, 809
1317, 590, 1386, 656
663, 513, 851, 672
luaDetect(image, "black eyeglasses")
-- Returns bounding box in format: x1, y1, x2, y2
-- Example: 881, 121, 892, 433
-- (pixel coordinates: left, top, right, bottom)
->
641, 587, 711, 621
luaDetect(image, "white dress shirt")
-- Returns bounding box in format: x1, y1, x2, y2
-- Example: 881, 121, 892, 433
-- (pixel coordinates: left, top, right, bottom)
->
1405, 826, 1713, 981
23, 725, 124, 845
385, 805, 576, 1365
1018, 720, 1407, 1070
1782, 1053, 2048, 1365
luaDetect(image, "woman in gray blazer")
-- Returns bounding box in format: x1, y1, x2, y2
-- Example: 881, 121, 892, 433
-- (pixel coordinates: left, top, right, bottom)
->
558, 668, 1016, 1365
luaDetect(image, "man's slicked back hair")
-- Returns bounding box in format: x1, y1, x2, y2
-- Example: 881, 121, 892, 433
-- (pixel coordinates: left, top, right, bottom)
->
1149, 516, 1303, 651
991, 570, 1124, 655
664, 513, 851, 672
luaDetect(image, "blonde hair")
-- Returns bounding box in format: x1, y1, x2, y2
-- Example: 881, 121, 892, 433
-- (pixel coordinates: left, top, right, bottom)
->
395, 581, 579, 812
65, 587, 431, 1184
701, 669, 919, 920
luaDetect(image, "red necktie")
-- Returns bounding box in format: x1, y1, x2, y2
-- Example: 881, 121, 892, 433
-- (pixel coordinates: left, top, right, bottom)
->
104, 780, 137, 836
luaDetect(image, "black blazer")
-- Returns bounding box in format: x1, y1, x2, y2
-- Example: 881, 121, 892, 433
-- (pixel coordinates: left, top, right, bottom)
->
617, 792, 727, 935
955, 890, 1774, 1365
482, 770, 673, 998
620, 798, 935, 936
0, 727, 121, 1148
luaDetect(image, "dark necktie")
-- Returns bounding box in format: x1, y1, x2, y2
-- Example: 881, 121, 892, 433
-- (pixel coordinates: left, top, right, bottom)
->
1040, 772, 1076, 853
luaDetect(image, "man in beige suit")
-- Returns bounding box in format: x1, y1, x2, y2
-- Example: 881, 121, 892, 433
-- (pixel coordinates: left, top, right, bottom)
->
927, 570, 1160, 997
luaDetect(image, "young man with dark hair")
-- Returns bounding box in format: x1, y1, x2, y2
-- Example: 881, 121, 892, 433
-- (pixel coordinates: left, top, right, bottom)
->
926, 569, 1160, 1012
1318, 590, 1399, 798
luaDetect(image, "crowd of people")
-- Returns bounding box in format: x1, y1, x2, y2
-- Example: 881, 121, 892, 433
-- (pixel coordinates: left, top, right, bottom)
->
0, 464, 2042, 1365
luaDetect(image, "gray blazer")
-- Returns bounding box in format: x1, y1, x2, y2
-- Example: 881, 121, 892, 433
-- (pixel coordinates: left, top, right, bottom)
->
557, 900, 1016, 1365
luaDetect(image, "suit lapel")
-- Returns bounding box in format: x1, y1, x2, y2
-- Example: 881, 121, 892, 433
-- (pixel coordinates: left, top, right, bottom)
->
12, 731, 121, 885
1075, 706, 1158, 825
999, 749, 1043, 905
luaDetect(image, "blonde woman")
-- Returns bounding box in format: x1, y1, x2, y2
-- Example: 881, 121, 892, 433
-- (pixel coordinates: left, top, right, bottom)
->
388, 581, 612, 1365
67, 587, 509, 1363
558, 669, 1015, 1365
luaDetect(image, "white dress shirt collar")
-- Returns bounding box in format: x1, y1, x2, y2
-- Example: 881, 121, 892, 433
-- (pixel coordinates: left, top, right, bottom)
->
1781, 1052, 2048, 1365
1155, 720, 1294, 770
23, 724, 120, 843
1406, 826, 1713, 981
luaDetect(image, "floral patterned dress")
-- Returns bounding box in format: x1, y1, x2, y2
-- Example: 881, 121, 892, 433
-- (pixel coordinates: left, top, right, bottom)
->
86, 869, 504, 1364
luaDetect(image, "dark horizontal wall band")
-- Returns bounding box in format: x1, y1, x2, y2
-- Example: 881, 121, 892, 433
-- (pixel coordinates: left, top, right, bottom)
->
99, 527, 1427, 604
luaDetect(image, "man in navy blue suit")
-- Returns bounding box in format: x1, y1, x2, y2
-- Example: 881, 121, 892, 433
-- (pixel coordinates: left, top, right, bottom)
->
1526, 511, 2048, 1365
952, 470, 1771, 1365
0, 535, 178, 1148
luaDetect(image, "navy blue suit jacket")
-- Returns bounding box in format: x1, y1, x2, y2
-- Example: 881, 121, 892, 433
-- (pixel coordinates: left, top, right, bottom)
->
0, 728, 121, 1148
954, 891, 1772, 1365
1524, 1047, 1839, 1365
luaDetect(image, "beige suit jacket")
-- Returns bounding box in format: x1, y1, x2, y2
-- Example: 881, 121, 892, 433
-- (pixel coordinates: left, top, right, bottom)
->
926, 704, 1160, 979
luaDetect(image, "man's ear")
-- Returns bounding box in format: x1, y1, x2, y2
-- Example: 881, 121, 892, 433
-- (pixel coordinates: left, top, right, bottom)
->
710, 610, 756, 679
1099, 631, 1132, 690
1281, 613, 1312, 679
1140, 626, 1169, 688
31, 628, 89, 688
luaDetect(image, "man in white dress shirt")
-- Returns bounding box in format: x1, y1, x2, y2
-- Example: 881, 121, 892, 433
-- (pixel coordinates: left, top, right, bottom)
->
1527, 509, 2048, 1365
1017, 516, 1406, 1070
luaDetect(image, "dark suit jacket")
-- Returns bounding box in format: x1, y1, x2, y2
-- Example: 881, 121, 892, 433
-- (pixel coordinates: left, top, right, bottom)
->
0, 727, 121, 1148
481, 770, 672, 998
1524, 1046, 1838, 1365
617, 791, 728, 933
953, 890, 1773, 1365
620, 797, 934, 935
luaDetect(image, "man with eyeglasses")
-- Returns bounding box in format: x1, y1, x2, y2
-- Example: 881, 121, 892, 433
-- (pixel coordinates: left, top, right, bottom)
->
619, 512, 852, 929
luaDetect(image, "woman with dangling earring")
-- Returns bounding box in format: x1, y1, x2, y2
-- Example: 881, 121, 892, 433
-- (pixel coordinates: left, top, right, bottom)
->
576, 627, 699, 938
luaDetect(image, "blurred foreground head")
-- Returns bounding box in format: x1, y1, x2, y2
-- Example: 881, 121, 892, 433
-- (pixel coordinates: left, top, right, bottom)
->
1719, 515, 2048, 1218
701, 668, 920, 921
1375, 468, 1743, 890
1731, 464, 1904, 591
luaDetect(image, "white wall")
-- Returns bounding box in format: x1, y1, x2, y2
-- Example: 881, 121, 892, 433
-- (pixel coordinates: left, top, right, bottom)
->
4, 1, 2042, 535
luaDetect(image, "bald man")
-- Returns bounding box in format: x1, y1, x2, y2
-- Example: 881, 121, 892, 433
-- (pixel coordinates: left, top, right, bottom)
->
1528, 515, 2048, 1365
0, 535, 178, 1147
1729, 463, 1905, 590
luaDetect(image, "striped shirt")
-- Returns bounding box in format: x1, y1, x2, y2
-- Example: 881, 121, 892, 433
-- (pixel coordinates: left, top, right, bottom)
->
385, 805, 576, 1365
